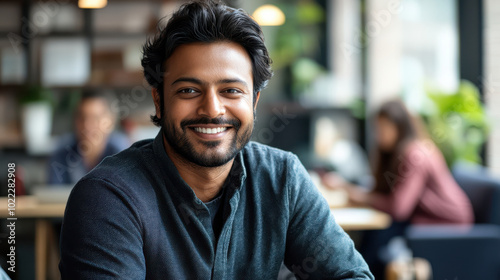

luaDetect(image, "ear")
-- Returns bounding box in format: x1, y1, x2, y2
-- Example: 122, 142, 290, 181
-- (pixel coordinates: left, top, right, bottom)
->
152, 88, 161, 119
253, 91, 261, 111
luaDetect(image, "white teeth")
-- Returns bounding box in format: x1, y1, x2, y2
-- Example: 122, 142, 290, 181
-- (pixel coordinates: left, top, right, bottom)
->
194, 127, 228, 134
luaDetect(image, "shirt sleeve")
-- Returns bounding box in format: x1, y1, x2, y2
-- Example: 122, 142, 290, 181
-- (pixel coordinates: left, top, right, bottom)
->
59, 177, 146, 279
368, 145, 428, 221
284, 154, 374, 280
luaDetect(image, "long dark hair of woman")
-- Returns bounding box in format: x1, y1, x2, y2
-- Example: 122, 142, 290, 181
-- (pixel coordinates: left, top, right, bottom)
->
372, 99, 426, 194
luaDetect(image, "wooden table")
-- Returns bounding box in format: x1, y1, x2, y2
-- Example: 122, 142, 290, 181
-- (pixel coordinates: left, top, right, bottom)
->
0, 196, 391, 279
331, 207, 391, 231
317, 185, 391, 230
0, 196, 66, 218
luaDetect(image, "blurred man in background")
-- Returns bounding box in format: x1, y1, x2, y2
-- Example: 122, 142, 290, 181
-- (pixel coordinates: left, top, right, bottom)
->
48, 90, 129, 185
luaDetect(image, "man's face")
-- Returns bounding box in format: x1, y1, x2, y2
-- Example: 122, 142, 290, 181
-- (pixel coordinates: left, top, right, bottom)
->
75, 98, 114, 149
153, 42, 260, 167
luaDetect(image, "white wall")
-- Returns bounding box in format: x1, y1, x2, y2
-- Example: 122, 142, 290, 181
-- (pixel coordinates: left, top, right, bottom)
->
484, 0, 500, 176
367, 0, 403, 110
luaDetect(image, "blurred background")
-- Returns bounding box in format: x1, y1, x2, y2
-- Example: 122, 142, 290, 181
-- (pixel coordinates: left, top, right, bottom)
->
0, 0, 499, 279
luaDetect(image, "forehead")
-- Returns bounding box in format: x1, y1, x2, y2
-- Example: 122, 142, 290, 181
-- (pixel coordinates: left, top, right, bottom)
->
163, 42, 253, 86
78, 98, 109, 113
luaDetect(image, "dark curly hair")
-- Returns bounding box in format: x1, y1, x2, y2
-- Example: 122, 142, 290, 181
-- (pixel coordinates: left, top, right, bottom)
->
141, 0, 273, 126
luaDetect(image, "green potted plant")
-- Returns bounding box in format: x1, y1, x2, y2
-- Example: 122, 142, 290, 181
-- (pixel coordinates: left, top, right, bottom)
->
20, 85, 54, 154
421, 80, 489, 166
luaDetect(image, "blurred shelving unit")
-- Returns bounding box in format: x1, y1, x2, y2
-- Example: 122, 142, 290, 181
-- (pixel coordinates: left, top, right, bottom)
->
0, 0, 176, 154
0, 1, 26, 151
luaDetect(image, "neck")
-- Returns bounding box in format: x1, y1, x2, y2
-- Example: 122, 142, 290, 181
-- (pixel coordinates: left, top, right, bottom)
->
163, 136, 233, 202
80, 139, 106, 169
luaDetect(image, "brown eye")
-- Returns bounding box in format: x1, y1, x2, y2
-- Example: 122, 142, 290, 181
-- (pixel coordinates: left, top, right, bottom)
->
178, 88, 198, 94
222, 88, 242, 94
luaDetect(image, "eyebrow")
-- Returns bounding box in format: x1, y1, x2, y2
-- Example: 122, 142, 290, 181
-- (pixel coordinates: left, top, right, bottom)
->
217, 78, 249, 88
171, 77, 249, 88
171, 77, 205, 86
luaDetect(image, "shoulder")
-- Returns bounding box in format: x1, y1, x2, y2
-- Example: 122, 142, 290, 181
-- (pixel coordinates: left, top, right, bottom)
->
243, 141, 293, 157
241, 142, 316, 217
403, 140, 440, 162
82, 138, 156, 188
69, 138, 157, 213
241, 142, 310, 191
242, 141, 301, 169
399, 139, 445, 173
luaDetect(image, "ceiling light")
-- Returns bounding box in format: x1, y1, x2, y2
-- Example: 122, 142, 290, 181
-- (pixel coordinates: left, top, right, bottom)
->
252, 4, 285, 26
78, 0, 107, 9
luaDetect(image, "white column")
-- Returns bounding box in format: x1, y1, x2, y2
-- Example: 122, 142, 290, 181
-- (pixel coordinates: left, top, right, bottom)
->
366, 0, 403, 110
484, 0, 500, 176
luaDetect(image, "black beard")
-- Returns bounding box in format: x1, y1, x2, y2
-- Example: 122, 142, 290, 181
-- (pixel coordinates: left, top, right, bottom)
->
162, 116, 253, 167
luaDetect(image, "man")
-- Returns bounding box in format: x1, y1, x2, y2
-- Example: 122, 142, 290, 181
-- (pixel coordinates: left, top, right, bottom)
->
48, 90, 129, 184
59, 1, 373, 279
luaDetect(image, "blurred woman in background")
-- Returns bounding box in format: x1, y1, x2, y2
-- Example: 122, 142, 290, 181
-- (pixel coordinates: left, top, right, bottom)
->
322, 99, 473, 278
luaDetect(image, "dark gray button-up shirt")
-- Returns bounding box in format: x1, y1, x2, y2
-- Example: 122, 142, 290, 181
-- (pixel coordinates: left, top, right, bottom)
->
60, 130, 373, 279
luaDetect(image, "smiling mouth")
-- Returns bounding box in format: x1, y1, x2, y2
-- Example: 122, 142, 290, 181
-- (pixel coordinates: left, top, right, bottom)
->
192, 127, 228, 134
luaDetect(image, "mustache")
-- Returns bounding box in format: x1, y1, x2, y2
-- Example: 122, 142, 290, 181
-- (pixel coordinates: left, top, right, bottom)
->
180, 117, 241, 130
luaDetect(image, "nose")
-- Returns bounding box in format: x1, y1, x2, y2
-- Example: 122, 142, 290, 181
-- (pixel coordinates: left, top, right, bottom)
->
197, 89, 226, 118
82, 117, 99, 131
